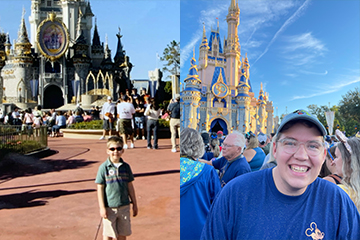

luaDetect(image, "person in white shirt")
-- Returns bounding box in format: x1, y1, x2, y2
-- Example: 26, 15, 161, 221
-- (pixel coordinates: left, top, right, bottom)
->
144, 98, 161, 149
12, 107, 22, 125
117, 95, 135, 149
99, 96, 116, 140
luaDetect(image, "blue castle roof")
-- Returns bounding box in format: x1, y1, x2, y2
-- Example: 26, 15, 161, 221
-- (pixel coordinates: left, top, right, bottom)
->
210, 66, 227, 88
209, 31, 223, 53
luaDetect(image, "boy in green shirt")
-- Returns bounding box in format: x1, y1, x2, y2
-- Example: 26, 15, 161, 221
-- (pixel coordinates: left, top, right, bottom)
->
96, 136, 138, 240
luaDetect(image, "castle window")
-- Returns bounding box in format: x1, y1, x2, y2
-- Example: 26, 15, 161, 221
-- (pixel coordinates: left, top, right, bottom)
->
47, 0, 52, 7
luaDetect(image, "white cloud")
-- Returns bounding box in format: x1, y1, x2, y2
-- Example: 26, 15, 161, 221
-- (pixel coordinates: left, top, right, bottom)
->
180, 3, 228, 68
284, 73, 298, 78
284, 32, 327, 53
299, 70, 328, 75
291, 76, 360, 100
281, 32, 327, 66
253, 0, 311, 65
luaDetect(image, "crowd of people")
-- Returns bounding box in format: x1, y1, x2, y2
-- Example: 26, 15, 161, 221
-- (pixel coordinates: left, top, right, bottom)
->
0, 88, 181, 152
0, 105, 99, 137
98, 89, 180, 151
180, 109, 360, 239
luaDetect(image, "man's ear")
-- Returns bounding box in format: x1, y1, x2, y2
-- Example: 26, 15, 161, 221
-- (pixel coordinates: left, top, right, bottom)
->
321, 147, 327, 164
272, 141, 277, 157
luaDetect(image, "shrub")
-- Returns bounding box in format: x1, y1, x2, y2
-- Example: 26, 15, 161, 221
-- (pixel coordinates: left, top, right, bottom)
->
158, 119, 170, 128
68, 120, 103, 129
0, 140, 44, 161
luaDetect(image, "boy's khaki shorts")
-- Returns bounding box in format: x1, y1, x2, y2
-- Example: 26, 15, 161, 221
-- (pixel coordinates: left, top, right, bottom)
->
103, 205, 132, 238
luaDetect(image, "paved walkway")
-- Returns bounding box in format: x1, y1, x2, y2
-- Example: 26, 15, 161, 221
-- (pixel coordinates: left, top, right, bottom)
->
0, 137, 180, 240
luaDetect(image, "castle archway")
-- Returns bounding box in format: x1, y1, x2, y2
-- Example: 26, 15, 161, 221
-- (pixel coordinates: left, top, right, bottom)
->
44, 85, 64, 109
210, 118, 228, 135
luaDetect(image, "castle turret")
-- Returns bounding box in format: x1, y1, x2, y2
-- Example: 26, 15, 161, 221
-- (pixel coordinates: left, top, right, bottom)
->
0, 32, 6, 69
4, 33, 12, 57
114, 28, 125, 65
257, 82, 267, 132
11, 9, 34, 105
101, 34, 113, 70
181, 50, 202, 130
225, 0, 241, 87
72, 11, 91, 102
199, 25, 209, 70
91, 19, 104, 69
236, 65, 251, 132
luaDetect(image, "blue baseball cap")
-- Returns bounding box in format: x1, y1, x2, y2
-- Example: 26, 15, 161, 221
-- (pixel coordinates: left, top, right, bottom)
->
277, 109, 327, 136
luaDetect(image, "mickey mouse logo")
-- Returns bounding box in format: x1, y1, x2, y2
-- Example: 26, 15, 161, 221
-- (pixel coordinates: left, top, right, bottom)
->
109, 169, 115, 176
305, 222, 324, 240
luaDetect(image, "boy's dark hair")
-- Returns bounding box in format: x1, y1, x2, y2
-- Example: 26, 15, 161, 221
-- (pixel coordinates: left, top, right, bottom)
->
107, 136, 124, 148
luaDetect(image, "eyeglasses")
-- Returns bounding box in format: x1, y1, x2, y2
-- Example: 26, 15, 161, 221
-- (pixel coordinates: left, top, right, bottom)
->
108, 147, 123, 152
223, 143, 237, 148
277, 138, 324, 157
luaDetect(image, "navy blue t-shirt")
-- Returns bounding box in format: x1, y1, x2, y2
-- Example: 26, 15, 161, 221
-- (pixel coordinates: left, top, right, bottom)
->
201, 168, 360, 239
212, 155, 251, 187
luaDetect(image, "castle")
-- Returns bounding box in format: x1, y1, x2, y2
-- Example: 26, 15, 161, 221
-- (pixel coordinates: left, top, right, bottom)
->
181, 0, 274, 135
0, 0, 146, 111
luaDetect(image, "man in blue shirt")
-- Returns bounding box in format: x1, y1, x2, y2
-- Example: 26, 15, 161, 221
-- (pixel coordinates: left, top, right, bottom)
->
200, 131, 251, 187
201, 109, 360, 239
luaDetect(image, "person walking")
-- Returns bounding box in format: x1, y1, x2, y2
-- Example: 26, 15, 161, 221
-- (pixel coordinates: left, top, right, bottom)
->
117, 95, 135, 149
99, 96, 116, 140
167, 94, 180, 152
144, 98, 161, 149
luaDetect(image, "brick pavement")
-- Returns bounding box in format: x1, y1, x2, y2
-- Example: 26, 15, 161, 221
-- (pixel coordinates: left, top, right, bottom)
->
0, 137, 180, 240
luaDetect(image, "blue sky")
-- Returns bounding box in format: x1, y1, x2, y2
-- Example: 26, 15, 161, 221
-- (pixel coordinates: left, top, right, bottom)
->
0, 0, 180, 80
180, 0, 360, 119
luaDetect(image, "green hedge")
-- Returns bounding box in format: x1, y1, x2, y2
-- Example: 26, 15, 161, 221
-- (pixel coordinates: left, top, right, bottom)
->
0, 140, 44, 161
68, 120, 103, 129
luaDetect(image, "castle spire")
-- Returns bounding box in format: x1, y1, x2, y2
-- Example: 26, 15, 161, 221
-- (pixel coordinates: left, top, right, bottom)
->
184, 51, 201, 89
74, 9, 86, 44
114, 27, 125, 64
17, 7, 30, 45
15, 7, 31, 56
92, 18, 101, 47
229, 0, 237, 10
200, 24, 209, 50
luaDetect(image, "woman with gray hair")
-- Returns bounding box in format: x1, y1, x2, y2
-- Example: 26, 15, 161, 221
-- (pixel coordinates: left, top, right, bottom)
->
180, 128, 221, 240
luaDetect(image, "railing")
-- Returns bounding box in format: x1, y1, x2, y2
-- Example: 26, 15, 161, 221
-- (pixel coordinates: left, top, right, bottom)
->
0, 125, 48, 154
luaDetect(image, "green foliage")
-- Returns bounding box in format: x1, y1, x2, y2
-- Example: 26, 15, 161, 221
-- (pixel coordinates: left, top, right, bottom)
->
307, 88, 360, 136
339, 87, 360, 123
68, 120, 103, 129
0, 140, 44, 160
159, 100, 171, 112
160, 40, 180, 79
164, 81, 172, 95
158, 119, 170, 128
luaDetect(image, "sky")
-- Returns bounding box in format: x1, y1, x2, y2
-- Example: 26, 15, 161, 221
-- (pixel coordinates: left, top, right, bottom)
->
0, 0, 180, 80
180, 0, 360, 119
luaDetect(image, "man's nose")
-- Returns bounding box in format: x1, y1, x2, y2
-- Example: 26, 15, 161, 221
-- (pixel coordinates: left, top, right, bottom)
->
293, 143, 309, 160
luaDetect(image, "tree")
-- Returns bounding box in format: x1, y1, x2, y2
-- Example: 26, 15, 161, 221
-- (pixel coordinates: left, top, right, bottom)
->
307, 88, 360, 136
164, 81, 172, 96
338, 87, 360, 136
160, 40, 180, 79
339, 87, 360, 123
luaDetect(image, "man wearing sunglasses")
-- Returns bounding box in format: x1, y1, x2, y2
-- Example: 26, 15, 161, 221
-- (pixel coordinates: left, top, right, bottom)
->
201, 109, 360, 239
